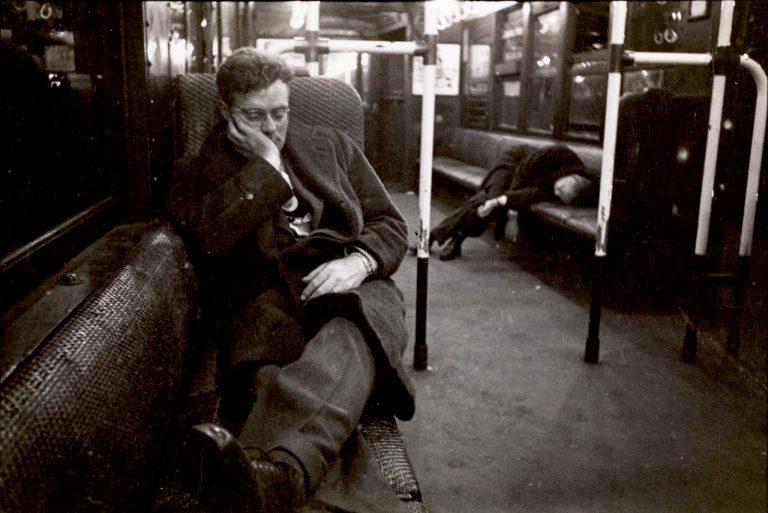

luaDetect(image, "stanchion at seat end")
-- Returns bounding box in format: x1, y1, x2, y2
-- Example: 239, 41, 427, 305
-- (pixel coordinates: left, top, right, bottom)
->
584, 255, 605, 363
681, 325, 698, 363
681, 255, 707, 363
725, 256, 750, 356
414, 257, 429, 370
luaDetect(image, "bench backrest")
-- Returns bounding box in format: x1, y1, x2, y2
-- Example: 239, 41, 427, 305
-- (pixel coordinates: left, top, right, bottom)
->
437, 89, 709, 230
176, 74, 365, 158
438, 128, 604, 179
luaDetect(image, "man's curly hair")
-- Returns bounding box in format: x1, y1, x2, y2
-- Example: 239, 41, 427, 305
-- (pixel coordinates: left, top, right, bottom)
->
216, 48, 293, 105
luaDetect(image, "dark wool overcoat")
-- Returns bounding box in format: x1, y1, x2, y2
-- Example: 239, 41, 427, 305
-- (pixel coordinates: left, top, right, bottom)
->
166, 121, 415, 421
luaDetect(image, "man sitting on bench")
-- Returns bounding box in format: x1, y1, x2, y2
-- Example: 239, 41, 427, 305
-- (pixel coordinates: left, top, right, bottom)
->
166, 48, 414, 513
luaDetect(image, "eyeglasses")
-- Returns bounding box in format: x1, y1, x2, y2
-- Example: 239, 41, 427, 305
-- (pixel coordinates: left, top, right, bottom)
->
233, 106, 290, 124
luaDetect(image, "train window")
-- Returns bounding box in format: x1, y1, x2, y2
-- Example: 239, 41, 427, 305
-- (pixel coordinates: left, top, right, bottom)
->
1, 2, 121, 311
527, 7, 564, 133
572, 2, 608, 55
623, 69, 665, 95
498, 78, 522, 129
568, 57, 607, 137
466, 44, 490, 96
321, 51, 359, 87
495, 6, 525, 129
567, 3, 608, 138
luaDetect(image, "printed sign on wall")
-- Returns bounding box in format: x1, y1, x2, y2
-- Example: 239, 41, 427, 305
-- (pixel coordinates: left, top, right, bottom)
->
413, 43, 460, 96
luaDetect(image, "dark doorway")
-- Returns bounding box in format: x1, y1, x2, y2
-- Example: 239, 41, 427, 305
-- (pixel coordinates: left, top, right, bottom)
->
365, 27, 409, 188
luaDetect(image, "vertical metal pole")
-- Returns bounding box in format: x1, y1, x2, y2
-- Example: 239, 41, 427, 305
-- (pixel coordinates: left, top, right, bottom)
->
215, 1, 223, 68
584, 1, 626, 364
306, 1, 320, 77
682, 0, 736, 362
414, 1, 438, 371
726, 56, 767, 356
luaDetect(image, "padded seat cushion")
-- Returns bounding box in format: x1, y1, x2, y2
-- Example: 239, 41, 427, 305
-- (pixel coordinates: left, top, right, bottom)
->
432, 156, 487, 190
529, 202, 597, 240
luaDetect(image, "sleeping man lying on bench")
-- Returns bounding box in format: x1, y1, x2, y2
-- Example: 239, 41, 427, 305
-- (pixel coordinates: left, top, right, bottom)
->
422, 144, 598, 260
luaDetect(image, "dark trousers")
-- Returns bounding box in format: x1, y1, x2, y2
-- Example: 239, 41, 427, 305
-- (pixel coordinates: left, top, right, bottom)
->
220, 316, 376, 492
432, 186, 548, 245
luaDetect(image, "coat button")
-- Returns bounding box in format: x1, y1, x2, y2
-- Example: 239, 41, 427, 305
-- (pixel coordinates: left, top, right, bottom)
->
244, 191, 254, 201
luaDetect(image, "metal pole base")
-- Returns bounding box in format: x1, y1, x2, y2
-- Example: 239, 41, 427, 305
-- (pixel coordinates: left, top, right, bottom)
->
584, 335, 600, 364
413, 256, 429, 370
725, 256, 749, 357
681, 324, 698, 363
413, 343, 428, 371
725, 317, 742, 357
584, 255, 605, 364
681, 255, 707, 363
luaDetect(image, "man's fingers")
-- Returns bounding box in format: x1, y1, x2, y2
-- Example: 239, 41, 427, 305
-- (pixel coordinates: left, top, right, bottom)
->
302, 262, 329, 282
301, 269, 333, 301
227, 119, 244, 145
300, 257, 366, 301
231, 112, 252, 135
302, 274, 335, 302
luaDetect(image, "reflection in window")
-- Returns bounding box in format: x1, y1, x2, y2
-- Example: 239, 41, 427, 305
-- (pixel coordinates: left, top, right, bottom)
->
623, 69, 665, 95
499, 79, 521, 128
1, 4, 111, 259
528, 8, 563, 132
467, 44, 490, 96
569, 67, 607, 135
567, 3, 609, 138
495, 6, 525, 129
322, 51, 358, 87
572, 2, 608, 54
498, 8, 524, 75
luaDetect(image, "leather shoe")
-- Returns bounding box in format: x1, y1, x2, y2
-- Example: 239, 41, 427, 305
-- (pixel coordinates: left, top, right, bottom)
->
439, 237, 463, 260
185, 423, 306, 513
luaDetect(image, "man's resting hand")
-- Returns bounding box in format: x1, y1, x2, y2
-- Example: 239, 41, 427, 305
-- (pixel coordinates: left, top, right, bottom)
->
227, 112, 281, 169
477, 195, 508, 219
300, 254, 371, 302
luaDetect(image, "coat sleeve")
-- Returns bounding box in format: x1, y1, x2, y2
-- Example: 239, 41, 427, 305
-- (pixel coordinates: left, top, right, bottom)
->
165, 133, 293, 256
334, 130, 407, 278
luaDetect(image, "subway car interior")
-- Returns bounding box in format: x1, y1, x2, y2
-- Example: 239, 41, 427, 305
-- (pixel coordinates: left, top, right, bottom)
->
1, 1, 767, 512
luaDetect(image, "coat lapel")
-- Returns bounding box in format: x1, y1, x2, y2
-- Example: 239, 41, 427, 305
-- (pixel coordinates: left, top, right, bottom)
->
283, 123, 361, 238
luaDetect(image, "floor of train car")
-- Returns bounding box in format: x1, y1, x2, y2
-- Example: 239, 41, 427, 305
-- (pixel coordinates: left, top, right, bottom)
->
389, 189, 767, 513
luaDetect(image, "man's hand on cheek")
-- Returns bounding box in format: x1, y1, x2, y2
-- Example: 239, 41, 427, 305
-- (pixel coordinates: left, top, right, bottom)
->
227, 114, 281, 169
300, 255, 369, 302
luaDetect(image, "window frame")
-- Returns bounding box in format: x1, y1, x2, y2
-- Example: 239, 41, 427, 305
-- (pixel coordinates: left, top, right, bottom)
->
0, 2, 150, 349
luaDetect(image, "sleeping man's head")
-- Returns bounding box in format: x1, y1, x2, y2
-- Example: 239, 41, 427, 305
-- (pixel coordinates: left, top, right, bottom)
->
553, 174, 595, 205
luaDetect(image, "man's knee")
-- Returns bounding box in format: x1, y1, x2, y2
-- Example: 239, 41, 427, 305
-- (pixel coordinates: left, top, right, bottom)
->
313, 316, 374, 366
